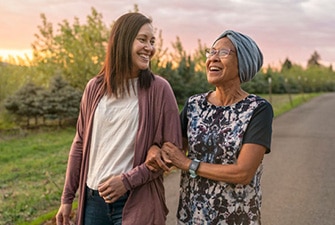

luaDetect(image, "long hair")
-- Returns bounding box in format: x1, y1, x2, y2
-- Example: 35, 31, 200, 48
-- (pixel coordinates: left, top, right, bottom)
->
98, 12, 154, 98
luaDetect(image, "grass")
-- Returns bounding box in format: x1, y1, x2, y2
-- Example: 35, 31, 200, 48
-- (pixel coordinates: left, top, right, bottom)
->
0, 127, 75, 225
0, 93, 321, 225
259, 92, 320, 117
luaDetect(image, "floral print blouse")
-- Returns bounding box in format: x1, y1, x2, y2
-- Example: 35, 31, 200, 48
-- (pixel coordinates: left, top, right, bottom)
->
178, 92, 273, 225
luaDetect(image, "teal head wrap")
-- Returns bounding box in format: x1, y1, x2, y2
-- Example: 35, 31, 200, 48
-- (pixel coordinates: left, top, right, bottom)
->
213, 30, 263, 83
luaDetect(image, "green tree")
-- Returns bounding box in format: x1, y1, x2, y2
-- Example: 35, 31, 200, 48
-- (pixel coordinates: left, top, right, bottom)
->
31, 7, 109, 89
151, 30, 169, 74
164, 37, 196, 104
241, 72, 269, 94
31, 13, 57, 86
0, 63, 26, 103
4, 82, 45, 127
43, 75, 82, 126
307, 51, 321, 67
192, 39, 208, 72
282, 58, 293, 71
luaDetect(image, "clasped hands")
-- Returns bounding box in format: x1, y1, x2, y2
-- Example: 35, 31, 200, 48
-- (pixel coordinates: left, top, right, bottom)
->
145, 142, 186, 172
98, 142, 185, 203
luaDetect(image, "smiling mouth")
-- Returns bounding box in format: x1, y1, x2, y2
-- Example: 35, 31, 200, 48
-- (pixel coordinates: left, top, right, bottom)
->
140, 54, 150, 61
209, 66, 221, 71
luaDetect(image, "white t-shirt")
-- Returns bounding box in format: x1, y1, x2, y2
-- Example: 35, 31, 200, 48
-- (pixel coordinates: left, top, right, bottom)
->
86, 79, 139, 190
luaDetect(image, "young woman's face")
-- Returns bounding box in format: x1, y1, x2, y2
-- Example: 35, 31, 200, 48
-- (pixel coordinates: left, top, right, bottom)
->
131, 23, 156, 76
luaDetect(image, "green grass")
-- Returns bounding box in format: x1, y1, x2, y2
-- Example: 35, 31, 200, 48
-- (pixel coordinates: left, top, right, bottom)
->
259, 93, 320, 117
0, 127, 75, 225
0, 93, 321, 225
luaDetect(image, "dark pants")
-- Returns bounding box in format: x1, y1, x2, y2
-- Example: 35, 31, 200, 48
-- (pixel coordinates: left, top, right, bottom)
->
84, 186, 128, 225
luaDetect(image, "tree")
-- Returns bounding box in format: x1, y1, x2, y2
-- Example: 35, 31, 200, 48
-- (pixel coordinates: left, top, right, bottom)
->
0, 63, 28, 104
307, 51, 321, 67
31, 7, 109, 89
42, 75, 82, 126
163, 37, 194, 104
4, 82, 45, 127
281, 58, 292, 71
31, 13, 57, 86
151, 30, 169, 74
192, 39, 208, 72
241, 72, 269, 94
4, 76, 82, 127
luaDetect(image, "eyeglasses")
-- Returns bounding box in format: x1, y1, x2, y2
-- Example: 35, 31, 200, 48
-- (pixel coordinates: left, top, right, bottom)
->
205, 48, 234, 58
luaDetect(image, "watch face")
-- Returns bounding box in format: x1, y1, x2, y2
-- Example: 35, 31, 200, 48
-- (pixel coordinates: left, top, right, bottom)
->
190, 161, 198, 171
189, 159, 200, 172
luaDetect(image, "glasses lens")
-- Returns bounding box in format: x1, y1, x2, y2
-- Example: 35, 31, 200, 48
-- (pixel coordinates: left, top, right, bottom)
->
218, 49, 230, 57
205, 48, 216, 58
205, 49, 210, 58
205, 48, 231, 58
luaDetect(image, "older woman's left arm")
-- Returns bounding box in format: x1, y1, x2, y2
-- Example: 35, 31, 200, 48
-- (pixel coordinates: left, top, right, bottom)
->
197, 143, 266, 185
163, 142, 266, 185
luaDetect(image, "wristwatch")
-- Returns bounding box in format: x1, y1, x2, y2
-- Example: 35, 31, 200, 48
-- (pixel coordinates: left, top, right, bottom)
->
189, 159, 201, 178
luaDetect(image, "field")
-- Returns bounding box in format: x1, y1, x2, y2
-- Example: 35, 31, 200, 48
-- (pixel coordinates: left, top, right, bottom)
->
0, 93, 319, 225
0, 128, 75, 225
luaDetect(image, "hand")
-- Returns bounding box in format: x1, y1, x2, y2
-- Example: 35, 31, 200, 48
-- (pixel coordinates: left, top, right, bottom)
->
162, 142, 188, 170
145, 145, 170, 172
56, 203, 72, 225
98, 175, 127, 203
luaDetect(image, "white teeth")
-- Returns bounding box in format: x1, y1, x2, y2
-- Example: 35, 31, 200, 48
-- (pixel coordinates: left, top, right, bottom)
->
210, 66, 220, 71
140, 54, 149, 60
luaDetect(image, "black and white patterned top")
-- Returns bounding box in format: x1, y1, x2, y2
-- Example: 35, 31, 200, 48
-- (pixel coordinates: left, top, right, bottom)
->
178, 92, 273, 225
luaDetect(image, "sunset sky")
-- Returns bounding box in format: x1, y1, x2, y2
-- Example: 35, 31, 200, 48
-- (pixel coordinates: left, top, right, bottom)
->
0, 0, 334, 68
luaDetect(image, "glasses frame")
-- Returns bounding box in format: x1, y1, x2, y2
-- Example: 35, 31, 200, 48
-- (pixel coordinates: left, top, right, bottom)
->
205, 48, 235, 58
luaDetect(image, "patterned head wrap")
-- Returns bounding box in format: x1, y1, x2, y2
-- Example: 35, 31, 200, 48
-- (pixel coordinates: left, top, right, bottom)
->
213, 30, 263, 83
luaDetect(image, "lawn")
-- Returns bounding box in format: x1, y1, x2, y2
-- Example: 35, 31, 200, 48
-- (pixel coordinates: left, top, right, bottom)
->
0, 127, 75, 225
0, 93, 319, 225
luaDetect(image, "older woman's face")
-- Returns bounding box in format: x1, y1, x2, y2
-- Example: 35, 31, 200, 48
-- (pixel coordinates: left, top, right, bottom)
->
206, 37, 239, 86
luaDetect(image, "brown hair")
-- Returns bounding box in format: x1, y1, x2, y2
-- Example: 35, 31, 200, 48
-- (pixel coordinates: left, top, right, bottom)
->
98, 12, 154, 97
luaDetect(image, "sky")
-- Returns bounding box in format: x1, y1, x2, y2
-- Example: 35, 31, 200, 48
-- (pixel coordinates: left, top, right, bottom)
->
0, 0, 335, 68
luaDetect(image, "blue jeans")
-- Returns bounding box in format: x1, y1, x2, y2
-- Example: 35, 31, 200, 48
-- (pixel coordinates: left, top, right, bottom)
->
84, 186, 128, 225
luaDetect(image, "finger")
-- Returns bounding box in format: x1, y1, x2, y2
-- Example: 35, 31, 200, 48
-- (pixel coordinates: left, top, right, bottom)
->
99, 187, 111, 198
162, 142, 173, 148
98, 180, 110, 193
97, 183, 107, 192
146, 164, 158, 172
161, 144, 171, 153
104, 193, 119, 203
98, 175, 115, 192
161, 151, 172, 163
156, 157, 170, 171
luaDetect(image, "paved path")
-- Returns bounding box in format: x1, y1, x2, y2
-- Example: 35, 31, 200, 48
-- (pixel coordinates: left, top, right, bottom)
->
164, 93, 335, 225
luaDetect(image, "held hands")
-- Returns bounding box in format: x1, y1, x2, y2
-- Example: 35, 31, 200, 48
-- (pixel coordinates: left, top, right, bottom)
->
98, 175, 127, 203
145, 145, 171, 172
145, 143, 188, 172
162, 142, 188, 170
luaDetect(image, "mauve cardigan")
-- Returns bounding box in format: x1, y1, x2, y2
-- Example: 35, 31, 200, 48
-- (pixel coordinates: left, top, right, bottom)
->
61, 75, 182, 225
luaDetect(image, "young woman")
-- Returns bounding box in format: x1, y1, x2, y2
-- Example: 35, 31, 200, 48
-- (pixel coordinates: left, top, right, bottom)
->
56, 12, 182, 225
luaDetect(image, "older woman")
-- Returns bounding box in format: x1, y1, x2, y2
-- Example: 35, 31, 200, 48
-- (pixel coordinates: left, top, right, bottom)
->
161, 30, 273, 224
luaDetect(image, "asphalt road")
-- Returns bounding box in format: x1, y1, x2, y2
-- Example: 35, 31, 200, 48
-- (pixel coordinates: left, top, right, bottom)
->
164, 92, 335, 225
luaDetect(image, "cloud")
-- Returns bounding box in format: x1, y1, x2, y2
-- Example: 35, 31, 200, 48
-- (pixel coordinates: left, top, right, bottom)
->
0, 0, 334, 66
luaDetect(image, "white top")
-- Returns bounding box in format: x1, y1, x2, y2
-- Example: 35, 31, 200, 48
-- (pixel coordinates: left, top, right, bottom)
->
86, 79, 139, 190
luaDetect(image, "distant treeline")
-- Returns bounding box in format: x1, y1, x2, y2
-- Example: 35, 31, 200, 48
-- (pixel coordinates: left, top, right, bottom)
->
1, 6, 334, 128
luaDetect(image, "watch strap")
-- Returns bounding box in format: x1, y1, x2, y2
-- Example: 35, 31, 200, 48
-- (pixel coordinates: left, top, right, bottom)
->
189, 159, 200, 178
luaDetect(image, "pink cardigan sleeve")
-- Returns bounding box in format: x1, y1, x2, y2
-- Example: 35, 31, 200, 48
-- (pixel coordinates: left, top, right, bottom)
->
61, 78, 99, 204
121, 75, 182, 190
